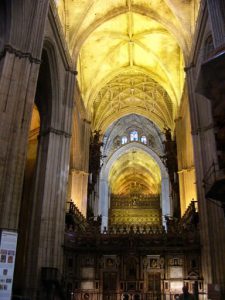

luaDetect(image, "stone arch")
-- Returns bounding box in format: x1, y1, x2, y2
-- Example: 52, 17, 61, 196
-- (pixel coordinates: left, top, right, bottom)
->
15, 41, 60, 289
95, 107, 170, 134
99, 142, 170, 230
15, 39, 65, 295
35, 40, 60, 129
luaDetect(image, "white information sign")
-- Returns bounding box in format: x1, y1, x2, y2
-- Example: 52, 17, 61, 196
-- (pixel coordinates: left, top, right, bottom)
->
0, 230, 18, 300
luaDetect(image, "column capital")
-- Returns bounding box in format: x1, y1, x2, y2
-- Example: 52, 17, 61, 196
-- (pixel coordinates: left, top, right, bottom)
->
0, 44, 41, 64
39, 127, 72, 138
177, 166, 195, 174
70, 168, 89, 176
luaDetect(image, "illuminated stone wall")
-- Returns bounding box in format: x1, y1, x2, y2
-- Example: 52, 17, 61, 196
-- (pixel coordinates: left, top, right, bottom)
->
68, 82, 90, 217
176, 85, 197, 216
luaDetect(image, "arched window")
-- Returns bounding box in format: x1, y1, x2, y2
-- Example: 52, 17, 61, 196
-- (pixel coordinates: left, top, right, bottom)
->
141, 135, 147, 144
121, 136, 128, 144
130, 130, 138, 141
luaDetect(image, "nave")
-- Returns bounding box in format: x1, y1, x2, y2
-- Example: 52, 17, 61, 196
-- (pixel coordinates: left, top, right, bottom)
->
0, 1, 225, 300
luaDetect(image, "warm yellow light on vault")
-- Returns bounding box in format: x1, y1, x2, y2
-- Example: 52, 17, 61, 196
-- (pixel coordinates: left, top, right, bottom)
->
54, 0, 201, 133
109, 149, 161, 195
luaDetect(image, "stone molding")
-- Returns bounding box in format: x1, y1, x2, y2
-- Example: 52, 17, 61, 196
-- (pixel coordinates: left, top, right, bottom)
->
0, 44, 41, 64
177, 166, 195, 174
70, 168, 89, 176
40, 126, 72, 138
49, 0, 77, 75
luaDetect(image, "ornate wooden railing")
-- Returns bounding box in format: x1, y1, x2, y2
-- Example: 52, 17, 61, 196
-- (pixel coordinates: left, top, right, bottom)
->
105, 225, 165, 235
65, 201, 88, 231
179, 200, 198, 227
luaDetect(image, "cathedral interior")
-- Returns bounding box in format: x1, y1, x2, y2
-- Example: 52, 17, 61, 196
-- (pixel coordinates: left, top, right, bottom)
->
0, 0, 225, 299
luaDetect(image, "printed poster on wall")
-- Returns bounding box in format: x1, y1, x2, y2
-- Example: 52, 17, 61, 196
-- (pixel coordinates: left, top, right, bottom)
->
0, 230, 18, 300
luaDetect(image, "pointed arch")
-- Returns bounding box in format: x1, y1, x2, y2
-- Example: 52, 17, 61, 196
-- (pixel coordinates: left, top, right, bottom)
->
99, 142, 170, 230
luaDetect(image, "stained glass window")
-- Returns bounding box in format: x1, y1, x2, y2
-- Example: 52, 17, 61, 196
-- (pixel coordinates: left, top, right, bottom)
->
121, 136, 128, 144
141, 135, 147, 144
130, 131, 138, 141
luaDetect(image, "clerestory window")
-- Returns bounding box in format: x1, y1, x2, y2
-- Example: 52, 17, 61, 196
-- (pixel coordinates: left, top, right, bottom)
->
141, 135, 147, 144
130, 130, 138, 141
121, 136, 128, 144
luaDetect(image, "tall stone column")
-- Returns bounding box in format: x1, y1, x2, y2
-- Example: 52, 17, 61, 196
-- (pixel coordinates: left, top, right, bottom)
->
186, 65, 225, 295
161, 176, 170, 227
99, 177, 109, 231
82, 118, 91, 216
25, 125, 73, 298
81, 173, 89, 215
83, 119, 91, 172
177, 167, 196, 214
71, 169, 89, 216
207, 0, 225, 47
0, 1, 50, 230
69, 115, 90, 216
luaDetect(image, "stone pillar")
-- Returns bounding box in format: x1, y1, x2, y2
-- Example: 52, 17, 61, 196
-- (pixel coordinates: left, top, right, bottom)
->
71, 169, 88, 216
82, 173, 89, 215
186, 65, 225, 295
83, 119, 91, 172
81, 118, 91, 216
186, 66, 212, 285
69, 115, 90, 216
25, 126, 73, 298
0, 1, 50, 230
99, 177, 109, 231
177, 167, 196, 215
23, 54, 75, 298
175, 92, 197, 215
161, 176, 170, 227
207, 0, 225, 47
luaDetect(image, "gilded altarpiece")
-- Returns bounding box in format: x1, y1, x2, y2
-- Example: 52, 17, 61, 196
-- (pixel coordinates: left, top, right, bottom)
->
109, 194, 161, 227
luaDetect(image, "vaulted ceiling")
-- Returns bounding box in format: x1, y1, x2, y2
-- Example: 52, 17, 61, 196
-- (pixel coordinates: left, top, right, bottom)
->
102, 114, 164, 195
55, 0, 200, 201
55, 0, 200, 132
108, 149, 161, 195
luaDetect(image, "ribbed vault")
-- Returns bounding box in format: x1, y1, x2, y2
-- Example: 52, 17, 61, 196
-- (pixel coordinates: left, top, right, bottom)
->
54, 0, 200, 227
93, 71, 174, 131
77, 11, 183, 126
109, 149, 161, 195
55, 0, 201, 132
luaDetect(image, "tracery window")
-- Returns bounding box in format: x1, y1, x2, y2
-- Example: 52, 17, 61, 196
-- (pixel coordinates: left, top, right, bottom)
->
121, 136, 128, 144
130, 130, 138, 141
141, 135, 147, 144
